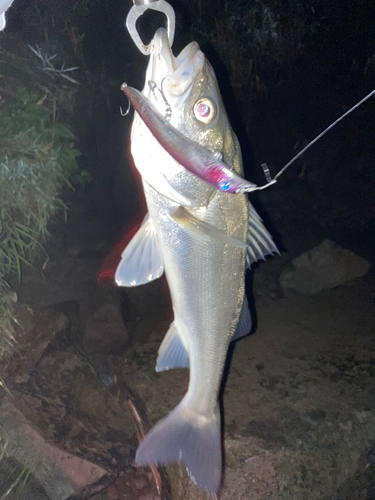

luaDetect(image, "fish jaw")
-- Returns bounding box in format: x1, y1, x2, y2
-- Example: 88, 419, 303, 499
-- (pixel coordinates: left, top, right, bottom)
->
122, 84, 257, 194
143, 28, 204, 106
128, 28, 216, 209
144, 29, 248, 182
129, 27, 254, 206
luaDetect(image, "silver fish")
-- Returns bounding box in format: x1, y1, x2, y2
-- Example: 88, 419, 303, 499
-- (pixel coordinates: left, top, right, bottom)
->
116, 28, 278, 493
121, 84, 258, 195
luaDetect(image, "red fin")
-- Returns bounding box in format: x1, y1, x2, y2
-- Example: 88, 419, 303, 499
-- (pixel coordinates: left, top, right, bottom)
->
97, 127, 148, 287
97, 219, 141, 287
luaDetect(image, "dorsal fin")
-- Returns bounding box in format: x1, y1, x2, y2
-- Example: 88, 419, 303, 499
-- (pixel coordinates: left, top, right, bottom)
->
246, 202, 279, 268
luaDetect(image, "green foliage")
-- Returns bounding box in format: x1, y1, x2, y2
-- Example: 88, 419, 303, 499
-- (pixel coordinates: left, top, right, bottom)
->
0, 88, 83, 184
0, 430, 31, 499
0, 88, 87, 355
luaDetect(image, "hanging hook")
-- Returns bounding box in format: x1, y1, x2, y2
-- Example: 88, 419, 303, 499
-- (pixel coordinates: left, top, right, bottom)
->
120, 87, 132, 116
120, 102, 131, 116
126, 0, 175, 55
148, 79, 172, 122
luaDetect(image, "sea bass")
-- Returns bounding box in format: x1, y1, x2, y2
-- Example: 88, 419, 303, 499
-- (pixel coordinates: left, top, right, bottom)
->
116, 28, 277, 494
121, 84, 258, 196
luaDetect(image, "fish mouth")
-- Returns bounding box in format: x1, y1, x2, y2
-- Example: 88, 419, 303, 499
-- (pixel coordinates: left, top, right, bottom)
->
148, 28, 204, 98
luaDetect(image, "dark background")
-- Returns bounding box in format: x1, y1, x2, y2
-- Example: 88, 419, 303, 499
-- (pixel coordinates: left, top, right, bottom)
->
4, 0, 375, 263
1, 3, 375, 498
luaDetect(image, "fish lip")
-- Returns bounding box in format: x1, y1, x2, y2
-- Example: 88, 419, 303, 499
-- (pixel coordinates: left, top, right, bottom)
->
152, 27, 175, 76
150, 28, 203, 98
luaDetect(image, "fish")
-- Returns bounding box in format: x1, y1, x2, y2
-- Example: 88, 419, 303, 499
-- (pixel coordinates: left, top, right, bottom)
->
116, 27, 278, 494
121, 83, 258, 195
0, 0, 14, 31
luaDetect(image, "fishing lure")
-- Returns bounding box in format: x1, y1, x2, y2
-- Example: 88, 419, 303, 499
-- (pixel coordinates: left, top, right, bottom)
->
124, 0, 375, 192
121, 83, 260, 194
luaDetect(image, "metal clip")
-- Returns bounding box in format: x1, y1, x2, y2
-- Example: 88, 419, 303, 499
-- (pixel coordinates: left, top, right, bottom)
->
126, 0, 175, 55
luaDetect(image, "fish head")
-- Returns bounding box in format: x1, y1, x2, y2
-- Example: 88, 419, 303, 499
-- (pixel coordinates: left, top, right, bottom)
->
143, 28, 243, 175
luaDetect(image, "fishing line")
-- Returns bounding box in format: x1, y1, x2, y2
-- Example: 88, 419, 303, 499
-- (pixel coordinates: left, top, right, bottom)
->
258, 88, 375, 189
120, 78, 374, 194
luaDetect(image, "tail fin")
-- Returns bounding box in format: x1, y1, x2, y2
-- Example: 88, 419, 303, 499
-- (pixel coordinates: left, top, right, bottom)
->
135, 399, 222, 494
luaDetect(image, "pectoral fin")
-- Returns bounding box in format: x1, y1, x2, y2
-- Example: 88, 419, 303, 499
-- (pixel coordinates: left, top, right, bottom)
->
115, 215, 164, 286
170, 207, 247, 248
156, 322, 189, 372
246, 202, 279, 267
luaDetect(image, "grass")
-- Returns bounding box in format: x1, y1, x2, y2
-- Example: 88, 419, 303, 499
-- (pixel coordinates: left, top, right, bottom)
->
0, 42, 87, 498
0, 429, 32, 499
0, 21, 93, 361
0, 5, 93, 496
0, 87, 83, 358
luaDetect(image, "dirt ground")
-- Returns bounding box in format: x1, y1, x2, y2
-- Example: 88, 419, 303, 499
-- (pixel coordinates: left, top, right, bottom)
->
1, 177, 373, 500
1, 1, 374, 496
120, 245, 375, 500
1, 34, 375, 499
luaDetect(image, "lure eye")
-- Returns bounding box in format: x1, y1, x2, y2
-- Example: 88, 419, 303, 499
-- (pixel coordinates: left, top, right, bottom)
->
193, 98, 216, 124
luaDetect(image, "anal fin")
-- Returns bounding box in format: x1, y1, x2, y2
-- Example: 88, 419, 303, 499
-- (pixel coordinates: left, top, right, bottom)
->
156, 322, 189, 372
232, 295, 252, 341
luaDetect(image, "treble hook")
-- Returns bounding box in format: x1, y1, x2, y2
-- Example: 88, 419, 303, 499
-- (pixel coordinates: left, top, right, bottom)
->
120, 92, 131, 116
148, 79, 172, 122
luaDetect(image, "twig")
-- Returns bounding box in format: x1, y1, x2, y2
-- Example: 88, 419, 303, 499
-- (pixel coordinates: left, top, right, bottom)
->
127, 399, 162, 495
28, 44, 80, 85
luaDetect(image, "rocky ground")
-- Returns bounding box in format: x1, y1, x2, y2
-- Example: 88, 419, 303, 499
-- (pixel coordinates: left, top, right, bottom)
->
0, 172, 374, 499
0, 26, 374, 498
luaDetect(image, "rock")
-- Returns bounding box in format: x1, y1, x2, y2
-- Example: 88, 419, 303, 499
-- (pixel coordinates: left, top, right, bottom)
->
0, 306, 137, 500
134, 475, 148, 490
279, 239, 371, 294
4, 306, 69, 382
0, 398, 106, 500
106, 486, 119, 499
1, 290, 18, 304
67, 245, 82, 257
122, 276, 375, 499
83, 302, 129, 354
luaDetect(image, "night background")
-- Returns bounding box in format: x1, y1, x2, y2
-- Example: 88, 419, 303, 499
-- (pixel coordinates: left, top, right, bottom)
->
0, 0, 374, 499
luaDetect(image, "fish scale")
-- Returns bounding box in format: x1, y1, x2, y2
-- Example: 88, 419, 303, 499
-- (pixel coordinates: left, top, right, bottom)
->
115, 27, 278, 494
140, 170, 247, 475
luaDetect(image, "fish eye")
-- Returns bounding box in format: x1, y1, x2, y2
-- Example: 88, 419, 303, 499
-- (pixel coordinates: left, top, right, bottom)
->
193, 98, 216, 124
